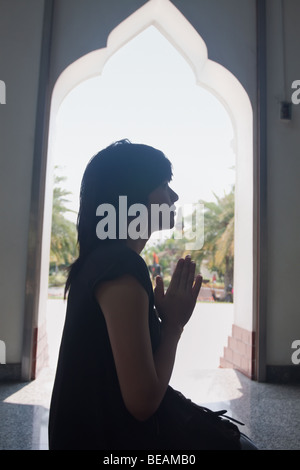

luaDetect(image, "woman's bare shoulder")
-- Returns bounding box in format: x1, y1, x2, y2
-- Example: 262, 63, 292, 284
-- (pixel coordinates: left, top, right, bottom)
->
95, 274, 148, 315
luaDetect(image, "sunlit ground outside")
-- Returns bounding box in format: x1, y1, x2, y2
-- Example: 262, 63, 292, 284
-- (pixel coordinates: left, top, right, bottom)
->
46, 296, 233, 383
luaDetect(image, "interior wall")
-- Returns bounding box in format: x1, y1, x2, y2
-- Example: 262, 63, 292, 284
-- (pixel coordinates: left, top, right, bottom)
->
48, 0, 148, 90
171, 0, 257, 106
266, 0, 300, 369
0, 0, 45, 366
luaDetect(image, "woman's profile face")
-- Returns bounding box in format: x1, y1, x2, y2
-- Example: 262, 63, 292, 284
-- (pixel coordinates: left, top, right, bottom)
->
147, 181, 179, 232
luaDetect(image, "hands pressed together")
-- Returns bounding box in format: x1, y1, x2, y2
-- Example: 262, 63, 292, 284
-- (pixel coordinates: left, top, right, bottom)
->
154, 255, 203, 336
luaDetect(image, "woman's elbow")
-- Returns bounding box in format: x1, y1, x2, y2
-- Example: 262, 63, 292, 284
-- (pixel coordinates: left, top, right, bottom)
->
125, 394, 160, 422
128, 406, 157, 422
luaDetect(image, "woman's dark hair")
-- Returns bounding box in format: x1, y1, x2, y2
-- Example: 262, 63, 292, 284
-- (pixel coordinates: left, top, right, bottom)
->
64, 139, 172, 297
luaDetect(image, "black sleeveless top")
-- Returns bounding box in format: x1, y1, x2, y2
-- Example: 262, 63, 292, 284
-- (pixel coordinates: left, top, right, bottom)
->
48, 243, 241, 450
48, 243, 163, 450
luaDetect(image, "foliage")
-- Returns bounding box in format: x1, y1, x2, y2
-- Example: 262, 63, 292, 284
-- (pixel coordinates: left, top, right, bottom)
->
142, 187, 235, 290
48, 168, 234, 290
196, 187, 234, 288
49, 168, 78, 282
142, 234, 190, 287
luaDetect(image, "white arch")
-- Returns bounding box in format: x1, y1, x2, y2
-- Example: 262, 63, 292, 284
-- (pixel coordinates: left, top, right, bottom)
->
43, 0, 253, 334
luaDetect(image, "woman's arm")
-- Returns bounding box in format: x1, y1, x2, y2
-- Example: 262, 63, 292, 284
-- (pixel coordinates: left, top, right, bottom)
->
94, 256, 202, 421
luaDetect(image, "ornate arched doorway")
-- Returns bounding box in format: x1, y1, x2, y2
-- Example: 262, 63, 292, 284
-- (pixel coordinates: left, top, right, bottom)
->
23, 0, 254, 380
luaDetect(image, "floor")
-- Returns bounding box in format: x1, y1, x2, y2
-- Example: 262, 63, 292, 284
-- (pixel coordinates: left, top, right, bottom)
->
0, 300, 299, 450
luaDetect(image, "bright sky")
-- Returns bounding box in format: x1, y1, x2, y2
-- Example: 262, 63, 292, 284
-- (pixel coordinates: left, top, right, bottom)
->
53, 26, 235, 224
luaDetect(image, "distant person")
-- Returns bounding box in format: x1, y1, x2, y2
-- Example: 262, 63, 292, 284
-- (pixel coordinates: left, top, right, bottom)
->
48, 140, 257, 450
225, 283, 233, 302
148, 262, 161, 281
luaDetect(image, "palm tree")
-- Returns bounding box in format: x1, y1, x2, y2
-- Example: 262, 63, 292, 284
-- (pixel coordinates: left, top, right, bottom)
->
142, 234, 188, 287
195, 187, 234, 291
50, 169, 78, 271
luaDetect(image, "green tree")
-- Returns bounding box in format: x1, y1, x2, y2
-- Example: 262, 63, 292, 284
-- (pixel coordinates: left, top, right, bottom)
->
140, 188, 235, 293
142, 233, 192, 288
196, 187, 234, 290
49, 169, 78, 277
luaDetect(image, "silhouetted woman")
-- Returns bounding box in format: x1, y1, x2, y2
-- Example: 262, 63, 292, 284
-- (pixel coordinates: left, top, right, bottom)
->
48, 140, 256, 450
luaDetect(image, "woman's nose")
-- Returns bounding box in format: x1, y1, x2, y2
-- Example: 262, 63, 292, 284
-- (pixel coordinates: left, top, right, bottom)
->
170, 188, 179, 203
